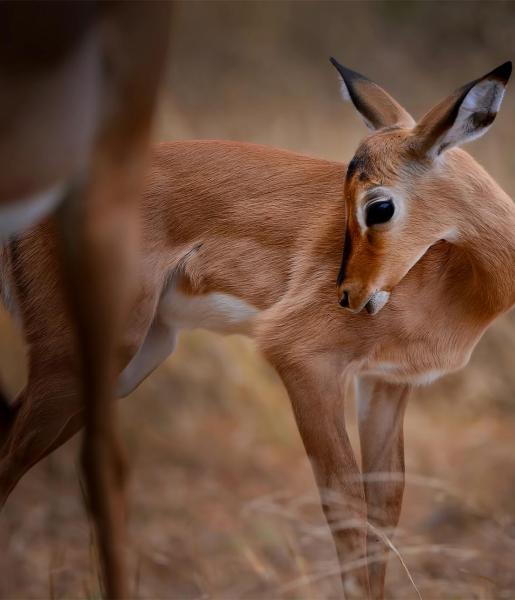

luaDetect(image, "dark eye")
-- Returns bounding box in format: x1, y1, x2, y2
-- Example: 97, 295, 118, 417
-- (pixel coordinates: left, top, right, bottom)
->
365, 199, 395, 226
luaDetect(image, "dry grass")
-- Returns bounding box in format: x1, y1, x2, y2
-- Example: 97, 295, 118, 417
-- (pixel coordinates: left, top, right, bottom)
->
2, 2, 515, 598
2, 327, 515, 599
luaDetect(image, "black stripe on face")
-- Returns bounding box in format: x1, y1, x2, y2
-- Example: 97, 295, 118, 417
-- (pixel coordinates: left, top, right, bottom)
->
346, 145, 374, 184
336, 226, 352, 288
337, 158, 362, 289
346, 156, 360, 181
337, 155, 365, 289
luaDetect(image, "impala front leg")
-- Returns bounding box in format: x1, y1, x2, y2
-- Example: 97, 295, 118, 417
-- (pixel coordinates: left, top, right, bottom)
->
356, 376, 410, 600
270, 354, 370, 598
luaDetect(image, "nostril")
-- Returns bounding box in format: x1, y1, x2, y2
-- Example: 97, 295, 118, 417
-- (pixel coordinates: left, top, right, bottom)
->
339, 291, 349, 308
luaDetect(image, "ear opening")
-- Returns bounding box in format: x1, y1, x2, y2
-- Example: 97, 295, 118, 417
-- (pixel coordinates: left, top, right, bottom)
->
330, 57, 415, 131
413, 61, 512, 157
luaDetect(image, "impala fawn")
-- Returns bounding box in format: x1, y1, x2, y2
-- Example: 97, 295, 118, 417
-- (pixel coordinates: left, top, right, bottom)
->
0, 4, 170, 596
1, 60, 514, 598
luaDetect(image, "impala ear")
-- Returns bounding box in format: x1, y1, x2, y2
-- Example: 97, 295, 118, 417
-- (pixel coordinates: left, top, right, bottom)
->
330, 57, 415, 131
414, 61, 512, 157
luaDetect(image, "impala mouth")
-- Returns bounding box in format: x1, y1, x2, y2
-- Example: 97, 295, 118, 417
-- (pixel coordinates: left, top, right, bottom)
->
365, 290, 390, 315
338, 288, 391, 315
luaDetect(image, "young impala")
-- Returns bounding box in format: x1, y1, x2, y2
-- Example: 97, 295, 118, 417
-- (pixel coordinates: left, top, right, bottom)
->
1, 60, 514, 598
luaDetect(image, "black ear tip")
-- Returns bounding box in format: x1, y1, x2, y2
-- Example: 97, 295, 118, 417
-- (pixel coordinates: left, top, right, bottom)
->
329, 57, 367, 83
490, 60, 512, 83
502, 60, 512, 80
329, 56, 345, 76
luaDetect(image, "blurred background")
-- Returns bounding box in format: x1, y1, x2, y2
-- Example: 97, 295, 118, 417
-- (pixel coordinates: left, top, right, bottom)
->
1, 1, 515, 598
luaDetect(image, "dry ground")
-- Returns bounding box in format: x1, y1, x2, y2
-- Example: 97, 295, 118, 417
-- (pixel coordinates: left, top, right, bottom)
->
1, 2, 515, 599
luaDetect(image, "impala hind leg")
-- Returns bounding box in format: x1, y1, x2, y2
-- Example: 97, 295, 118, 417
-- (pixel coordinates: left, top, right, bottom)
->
0, 299, 158, 509
0, 372, 83, 507
269, 354, 370, 598
0, 254, 159, 508
356, 377, 410, 600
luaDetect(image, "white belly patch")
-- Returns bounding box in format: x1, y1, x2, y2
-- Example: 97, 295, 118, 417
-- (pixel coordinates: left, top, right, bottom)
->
158, 288, 260, 335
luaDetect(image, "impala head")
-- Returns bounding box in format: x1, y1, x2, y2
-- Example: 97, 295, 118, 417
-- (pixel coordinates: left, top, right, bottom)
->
331, 58, 512, 315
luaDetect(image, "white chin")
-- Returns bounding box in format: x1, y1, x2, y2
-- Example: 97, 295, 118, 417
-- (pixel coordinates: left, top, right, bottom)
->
365, 290, 390, 315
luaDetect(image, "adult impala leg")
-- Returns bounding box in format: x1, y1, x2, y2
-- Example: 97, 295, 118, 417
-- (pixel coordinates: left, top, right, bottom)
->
269, 352, 370, 598
356, 377, 410, 599
57, 178, 139, 599
54, 6, 170, 597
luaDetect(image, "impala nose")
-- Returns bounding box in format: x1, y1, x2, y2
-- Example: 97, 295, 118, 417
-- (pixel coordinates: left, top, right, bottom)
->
339, 290, 350, 308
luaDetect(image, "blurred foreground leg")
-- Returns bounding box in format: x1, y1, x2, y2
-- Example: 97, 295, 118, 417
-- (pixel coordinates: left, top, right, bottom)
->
57, 5, 170, 597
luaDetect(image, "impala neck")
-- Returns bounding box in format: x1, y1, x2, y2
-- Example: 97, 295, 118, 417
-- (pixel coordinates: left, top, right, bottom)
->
447, 155, 515, 314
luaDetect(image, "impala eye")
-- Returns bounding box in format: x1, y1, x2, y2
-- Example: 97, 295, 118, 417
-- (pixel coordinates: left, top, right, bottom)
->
365, 199, 395, 226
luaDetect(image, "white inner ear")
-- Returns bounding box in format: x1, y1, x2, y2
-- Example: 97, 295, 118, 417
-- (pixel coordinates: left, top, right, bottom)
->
437, 79, 505, 153
339, 78, 351, 102
462, 79, 505, 113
